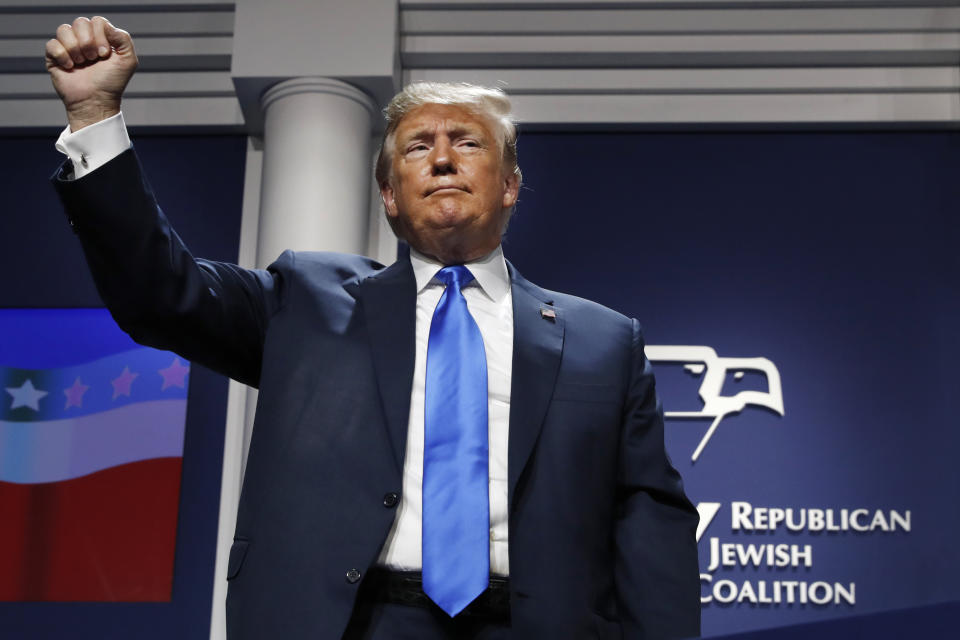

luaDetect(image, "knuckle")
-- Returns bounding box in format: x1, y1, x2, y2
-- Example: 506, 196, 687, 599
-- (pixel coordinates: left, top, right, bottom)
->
73, 16, 90, 27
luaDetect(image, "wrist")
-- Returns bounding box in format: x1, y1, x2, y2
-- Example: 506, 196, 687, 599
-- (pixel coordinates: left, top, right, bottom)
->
66, 101, 121, 132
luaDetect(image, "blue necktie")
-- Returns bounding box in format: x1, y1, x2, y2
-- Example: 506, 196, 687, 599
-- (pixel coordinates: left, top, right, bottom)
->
422, 265, 489, 617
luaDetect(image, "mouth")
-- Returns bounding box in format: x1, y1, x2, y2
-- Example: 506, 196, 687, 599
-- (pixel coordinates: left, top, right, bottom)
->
425, 185, 469, 196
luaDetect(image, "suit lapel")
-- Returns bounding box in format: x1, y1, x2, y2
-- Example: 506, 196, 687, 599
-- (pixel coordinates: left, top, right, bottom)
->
354, 256, 565, 497
355, 255, 417, 473
507, 263, 565, 509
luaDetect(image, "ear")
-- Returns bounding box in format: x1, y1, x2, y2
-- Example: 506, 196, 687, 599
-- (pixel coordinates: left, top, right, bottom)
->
502, 172, 520, 210
380, 181, 399, 219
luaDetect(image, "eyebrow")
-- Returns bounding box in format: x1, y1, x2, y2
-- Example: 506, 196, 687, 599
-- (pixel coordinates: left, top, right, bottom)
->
400, 125, 486, 144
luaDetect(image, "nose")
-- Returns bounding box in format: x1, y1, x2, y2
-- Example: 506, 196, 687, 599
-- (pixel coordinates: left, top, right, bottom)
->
430, 135, 456, 175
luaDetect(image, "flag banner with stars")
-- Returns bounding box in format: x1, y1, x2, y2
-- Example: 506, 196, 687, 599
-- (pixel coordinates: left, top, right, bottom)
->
0, 309, 189, 602
1, 349, 188, 423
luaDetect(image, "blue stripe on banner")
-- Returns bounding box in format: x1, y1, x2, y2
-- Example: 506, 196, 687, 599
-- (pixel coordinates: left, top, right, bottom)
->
1, 348, 189, 422
0, 399, 187, 484
0, 309, 140, 369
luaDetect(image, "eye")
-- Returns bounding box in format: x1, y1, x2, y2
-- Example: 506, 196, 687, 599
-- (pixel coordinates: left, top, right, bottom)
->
405, 143, 429, 155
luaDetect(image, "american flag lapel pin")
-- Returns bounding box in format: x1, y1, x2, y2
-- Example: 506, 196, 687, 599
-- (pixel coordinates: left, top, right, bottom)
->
540, 307, 557, 321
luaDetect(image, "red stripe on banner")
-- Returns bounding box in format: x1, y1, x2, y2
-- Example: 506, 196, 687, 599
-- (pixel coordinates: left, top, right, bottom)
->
0, 458, 183, 602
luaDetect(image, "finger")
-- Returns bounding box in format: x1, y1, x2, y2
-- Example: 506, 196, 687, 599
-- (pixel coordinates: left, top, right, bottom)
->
90, 16, 111, 58
55, 23, 83, 65
103, 19, 134, 56
71, 16, 98, 61
45, 38, 73, 70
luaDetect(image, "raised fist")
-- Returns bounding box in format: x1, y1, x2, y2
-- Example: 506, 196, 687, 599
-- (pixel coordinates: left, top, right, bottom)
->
45, 17, 138, 131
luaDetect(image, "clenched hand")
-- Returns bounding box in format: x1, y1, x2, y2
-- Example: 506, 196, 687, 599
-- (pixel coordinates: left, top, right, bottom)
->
45, 16, 138, 131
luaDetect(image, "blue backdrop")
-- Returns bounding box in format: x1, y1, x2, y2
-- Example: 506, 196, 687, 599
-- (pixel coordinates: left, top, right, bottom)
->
505, 131, 960, 636
2, 129, 957, 638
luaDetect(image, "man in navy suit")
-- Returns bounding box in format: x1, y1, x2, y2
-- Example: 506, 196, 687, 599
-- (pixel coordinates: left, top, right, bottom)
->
47, 16, 700, 640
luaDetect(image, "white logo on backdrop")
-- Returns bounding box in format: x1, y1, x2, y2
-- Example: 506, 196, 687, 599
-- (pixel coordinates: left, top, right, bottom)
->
695, 502, 722, 542
645, 346, 784, 462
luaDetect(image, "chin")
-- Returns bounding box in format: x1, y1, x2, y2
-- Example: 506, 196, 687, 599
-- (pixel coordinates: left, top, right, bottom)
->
428, 202, 475, 227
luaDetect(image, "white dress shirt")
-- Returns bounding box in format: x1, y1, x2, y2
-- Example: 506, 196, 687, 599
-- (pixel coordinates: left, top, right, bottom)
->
377, 247, 514, 576
55, 114, 516, 575
55, 112, 130, 179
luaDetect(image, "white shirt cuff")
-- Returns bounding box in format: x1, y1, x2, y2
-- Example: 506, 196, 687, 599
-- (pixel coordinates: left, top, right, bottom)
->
55, 112, 131, 180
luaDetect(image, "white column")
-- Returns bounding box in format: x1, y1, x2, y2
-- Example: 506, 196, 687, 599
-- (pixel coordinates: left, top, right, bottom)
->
256, 77, 380, 265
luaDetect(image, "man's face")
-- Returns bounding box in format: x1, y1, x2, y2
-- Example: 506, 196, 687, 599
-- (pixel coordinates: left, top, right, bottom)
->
380, 103, 519, 264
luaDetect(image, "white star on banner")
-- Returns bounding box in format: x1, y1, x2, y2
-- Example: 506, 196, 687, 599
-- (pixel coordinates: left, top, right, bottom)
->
6, 379, 49, 411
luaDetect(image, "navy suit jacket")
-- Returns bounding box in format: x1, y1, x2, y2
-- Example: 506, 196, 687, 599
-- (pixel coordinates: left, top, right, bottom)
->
53, 149, 700, 640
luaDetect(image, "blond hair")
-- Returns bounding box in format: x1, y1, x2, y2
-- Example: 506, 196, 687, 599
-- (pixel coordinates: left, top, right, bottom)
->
375, 82, 522, 188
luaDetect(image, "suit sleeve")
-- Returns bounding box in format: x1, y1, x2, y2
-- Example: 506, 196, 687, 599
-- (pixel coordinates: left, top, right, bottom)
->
51, 148, 284, 388
615, 319, 701, 639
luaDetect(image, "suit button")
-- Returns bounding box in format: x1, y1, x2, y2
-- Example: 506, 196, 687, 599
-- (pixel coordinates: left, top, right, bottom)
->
383, 492, 399, 508
346, 569, 361, 583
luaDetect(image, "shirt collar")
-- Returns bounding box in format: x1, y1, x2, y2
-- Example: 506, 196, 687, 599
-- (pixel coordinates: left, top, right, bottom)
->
410, 244, 511, 303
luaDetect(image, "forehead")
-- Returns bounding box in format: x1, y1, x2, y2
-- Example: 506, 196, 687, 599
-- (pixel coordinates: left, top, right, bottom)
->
393, 103, 495, 139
